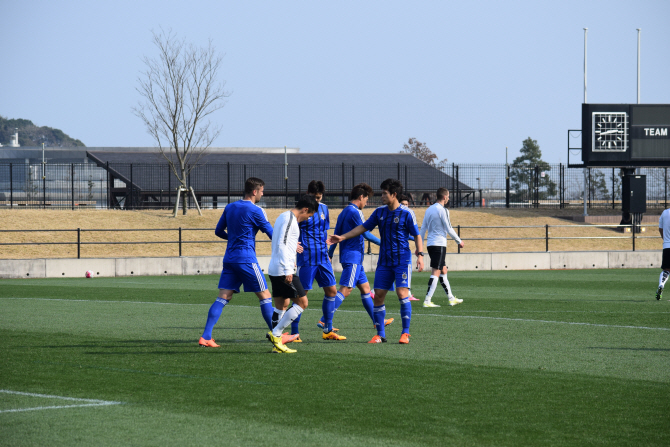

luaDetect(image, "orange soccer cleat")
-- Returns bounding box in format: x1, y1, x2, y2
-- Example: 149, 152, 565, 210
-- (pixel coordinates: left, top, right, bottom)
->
281, 333, 300, 344
368, 335, 387, 343
372, 318, 395, 329
399, 333, 411, 344
198, 337, 220, 348
322, 331, 347, 341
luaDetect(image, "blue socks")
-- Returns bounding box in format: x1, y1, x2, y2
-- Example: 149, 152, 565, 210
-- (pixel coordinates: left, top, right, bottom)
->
373, 304, 386, 338
259, 298, 273, 330
322, 295, 336, 332
333, 291, 345, 312
400, 297, 412, 334
361, 292, 374, 321
202, 297, 229, 340
291, 314, 301, 335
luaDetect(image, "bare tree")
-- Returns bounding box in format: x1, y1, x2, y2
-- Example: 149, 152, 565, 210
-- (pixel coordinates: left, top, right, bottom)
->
133, 28, 229, 216
401, 137, 448, 168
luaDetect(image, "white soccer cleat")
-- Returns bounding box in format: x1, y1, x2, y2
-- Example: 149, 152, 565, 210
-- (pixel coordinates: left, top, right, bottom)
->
423, 301, 440, 308
449, 296, 463, 306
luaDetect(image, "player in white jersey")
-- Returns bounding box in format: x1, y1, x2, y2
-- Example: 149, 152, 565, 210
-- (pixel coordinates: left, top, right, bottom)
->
656, 208, 670, 300
420, 188, 465, 307
266, 195, 318, 353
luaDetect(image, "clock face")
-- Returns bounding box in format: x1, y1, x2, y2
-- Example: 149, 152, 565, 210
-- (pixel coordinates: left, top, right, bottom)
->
592, 112, 628, 152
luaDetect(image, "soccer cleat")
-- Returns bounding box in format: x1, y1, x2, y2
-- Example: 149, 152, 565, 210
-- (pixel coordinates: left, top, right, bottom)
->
266, 331, 291, 353
271, 346, 297, 354
281, 333, 300, 344
656, 286, 663, 301
399, 333, 411, 344
373, 318, 395, 328
198, 337, 220, 348
291, 335, 303, 343
368, 335, 387, 343
449, 297, 463, 306
317, 320, 339, 332
408, 295, 420, 301
423, 301, 441, 308
322, 331, 347, 341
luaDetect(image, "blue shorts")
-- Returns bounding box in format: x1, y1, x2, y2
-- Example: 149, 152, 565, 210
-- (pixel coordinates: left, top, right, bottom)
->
339, 263, 369, 288
218, 262, 267, 293
297, 264, 336, 291
373, 264, 412, 291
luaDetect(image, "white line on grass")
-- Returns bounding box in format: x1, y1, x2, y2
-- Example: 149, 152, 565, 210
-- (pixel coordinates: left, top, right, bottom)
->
0, 389, 122, 414
3, 298, 669, 331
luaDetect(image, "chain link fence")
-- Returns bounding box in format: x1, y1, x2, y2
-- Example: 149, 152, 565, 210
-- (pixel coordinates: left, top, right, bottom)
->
0, 162, 668, 210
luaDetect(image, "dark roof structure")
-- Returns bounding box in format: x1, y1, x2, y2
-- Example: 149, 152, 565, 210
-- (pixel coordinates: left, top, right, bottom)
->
87, 151, 472, 197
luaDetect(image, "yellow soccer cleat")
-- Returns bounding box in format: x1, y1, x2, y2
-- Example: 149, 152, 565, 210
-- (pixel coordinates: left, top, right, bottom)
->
322, 331, 347, 341
271, 346, 297, 354
266, 331, 292, 353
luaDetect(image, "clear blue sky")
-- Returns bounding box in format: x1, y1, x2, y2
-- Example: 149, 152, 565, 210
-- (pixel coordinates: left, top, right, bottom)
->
2, 0, 669, 163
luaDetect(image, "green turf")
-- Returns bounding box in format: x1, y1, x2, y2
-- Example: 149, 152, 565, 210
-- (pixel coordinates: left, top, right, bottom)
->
1, 269, 669, 446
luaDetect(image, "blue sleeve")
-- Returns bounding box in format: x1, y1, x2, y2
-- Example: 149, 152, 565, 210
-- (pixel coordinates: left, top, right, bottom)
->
324, 205, 330, 231
363, 231, 380, 245
328, 243, 336, 258
407, 234, 415, 241
362, 209, 379, 232
406, 211, 420, 237
256, 208, 273, 239
214, 209, 228, 240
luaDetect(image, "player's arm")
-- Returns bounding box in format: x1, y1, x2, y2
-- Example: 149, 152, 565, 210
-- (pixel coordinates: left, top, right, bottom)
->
328, 243, 336, 259
257, 208, 274, 239
277, 219, 295, 276
362, 231, 380, 245
328, 225, 366, 244
442, 208, 464, 248
408, 211, 424, 271
214, 209, 228, 240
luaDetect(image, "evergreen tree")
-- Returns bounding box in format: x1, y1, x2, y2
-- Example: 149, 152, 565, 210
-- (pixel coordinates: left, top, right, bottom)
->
509, 137, 557, 201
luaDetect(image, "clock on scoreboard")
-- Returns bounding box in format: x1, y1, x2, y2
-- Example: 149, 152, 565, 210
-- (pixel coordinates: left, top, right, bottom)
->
580, 104, 670, 167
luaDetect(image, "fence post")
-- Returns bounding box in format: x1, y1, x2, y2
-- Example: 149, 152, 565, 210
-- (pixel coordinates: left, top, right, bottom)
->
106, 161, 110, 209
71, 164, 75, 210
587, 167, 591, 210
298, 165, 302, 195
352, 165, 355, 189
545, 224, 549, 252
457, 225, 461, 253
665, 168, 668, 209
77, 228, 81, 259
456, 165, 460, 208
612, 168, 615, 209
397, 163, 400, 180
227, 162, 230, 205
9, 163, 12, 207
559, 163, 563, 209
42, 170, 46, 209
506, 165, 510, 208
179, 227, 182, 257
632, 221, 636, 251
129, 164, 133, 210
342, 163, 345, 207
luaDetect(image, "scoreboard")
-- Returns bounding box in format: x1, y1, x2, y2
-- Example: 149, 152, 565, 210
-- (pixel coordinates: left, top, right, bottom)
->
581, 104, 670, 167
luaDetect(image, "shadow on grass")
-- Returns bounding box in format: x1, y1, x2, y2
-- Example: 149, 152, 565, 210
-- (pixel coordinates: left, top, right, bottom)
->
586, 347, 670, 352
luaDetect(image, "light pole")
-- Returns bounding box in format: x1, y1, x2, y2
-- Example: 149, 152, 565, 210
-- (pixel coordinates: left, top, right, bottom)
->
637, 28, 641, 104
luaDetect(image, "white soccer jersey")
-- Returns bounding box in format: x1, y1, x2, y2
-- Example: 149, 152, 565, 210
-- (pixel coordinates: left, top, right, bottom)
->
269, 211, 300, 276
659, 209, 670, 249
420, 202, 461, 247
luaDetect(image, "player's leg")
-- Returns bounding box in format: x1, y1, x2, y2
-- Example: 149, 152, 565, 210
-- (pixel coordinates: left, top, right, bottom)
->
200, 263, 241, 347
395, 264, 413, 344
439, 262, 462, 306
317, 265, 345, 340
318, 263, 356, 329
424, 246, 442, 307
357, 279, 394, 327
242, 262, 274, 327
293, 266, 316, 337
269, 279, 299, 344
267, 276, 307, 353
657, 249, 670, 300
368, 266, 393, 343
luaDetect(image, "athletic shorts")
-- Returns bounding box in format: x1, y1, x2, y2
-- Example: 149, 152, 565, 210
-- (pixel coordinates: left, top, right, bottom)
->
218, 262, 267, 293
663, 248, 670, 270
269, 275, 306, 299
427, 246, 447, 270
297, 264, 336, 291
339, 263, 369, 288
373, 264, 412, 291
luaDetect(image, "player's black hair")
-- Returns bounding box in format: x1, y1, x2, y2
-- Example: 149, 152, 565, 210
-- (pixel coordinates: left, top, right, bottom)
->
349, 183, 373, 201
398, 194, 409, 203
436, 187, 449, 201
307, 180, 325, 195
295, 194, 318, 213
380, 178, 403, 199
244, 177, 265, 195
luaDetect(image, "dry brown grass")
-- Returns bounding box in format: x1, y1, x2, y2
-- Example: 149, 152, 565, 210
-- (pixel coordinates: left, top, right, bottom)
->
0, 207, 660, 259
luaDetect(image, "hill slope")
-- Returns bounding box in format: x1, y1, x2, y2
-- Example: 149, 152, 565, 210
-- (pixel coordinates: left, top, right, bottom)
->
0, 115, 85, 147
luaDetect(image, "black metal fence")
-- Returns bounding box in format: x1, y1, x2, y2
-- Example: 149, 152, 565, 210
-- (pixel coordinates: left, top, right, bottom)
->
0, 162, 668, 210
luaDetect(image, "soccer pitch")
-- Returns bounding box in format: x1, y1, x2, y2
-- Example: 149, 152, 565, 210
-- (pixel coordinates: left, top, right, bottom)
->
1, 269, 668, 446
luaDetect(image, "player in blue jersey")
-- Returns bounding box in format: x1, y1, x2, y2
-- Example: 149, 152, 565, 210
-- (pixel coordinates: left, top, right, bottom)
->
199, 177, 279, 348
328, 178, 424, 344
292, 180, 346, 342
326, 183, 394, 329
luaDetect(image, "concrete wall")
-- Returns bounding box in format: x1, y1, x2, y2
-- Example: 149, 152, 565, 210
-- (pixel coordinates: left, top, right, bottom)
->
0, 251, 663, 278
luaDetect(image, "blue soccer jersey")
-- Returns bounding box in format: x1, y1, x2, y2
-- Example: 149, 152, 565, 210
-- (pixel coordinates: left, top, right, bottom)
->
215, 200, 273, 263
334, 203, 367, 265
298, 202, 330, 266
362, 205, 419, 267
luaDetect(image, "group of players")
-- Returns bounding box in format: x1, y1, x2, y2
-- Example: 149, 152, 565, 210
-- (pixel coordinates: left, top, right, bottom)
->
198, 176, 464, 353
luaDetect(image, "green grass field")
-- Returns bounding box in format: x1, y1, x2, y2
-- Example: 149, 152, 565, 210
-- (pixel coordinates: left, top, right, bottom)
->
1, 269, 669, 446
